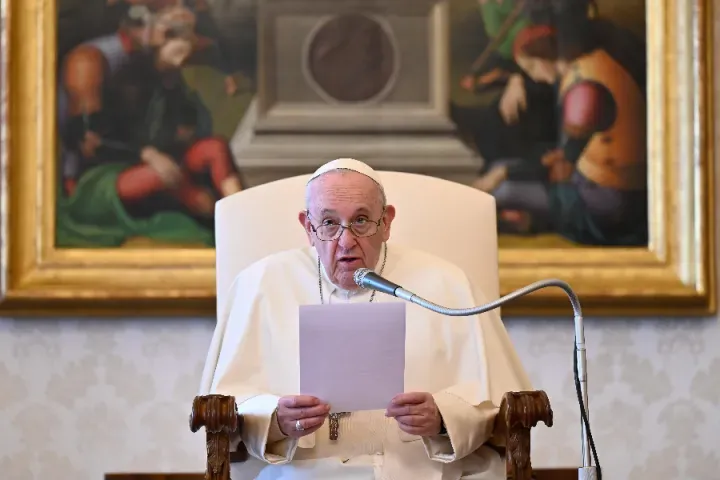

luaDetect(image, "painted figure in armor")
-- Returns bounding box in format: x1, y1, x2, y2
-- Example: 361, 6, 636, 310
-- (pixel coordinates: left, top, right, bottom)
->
56, 6, 243, 247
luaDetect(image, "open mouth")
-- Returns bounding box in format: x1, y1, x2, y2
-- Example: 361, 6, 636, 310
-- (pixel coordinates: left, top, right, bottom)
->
337, 257, 362, 266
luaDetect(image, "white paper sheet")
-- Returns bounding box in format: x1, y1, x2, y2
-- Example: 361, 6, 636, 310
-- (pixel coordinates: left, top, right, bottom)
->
299, 302, 406, 413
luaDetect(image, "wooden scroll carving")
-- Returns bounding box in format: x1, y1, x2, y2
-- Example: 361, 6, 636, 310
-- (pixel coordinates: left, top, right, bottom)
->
498, 391, 554, 480
189, 395, 242, 480
191, 391, 553, 480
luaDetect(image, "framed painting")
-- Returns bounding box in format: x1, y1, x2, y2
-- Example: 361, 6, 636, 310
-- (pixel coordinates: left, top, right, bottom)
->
0, 0, 715, 316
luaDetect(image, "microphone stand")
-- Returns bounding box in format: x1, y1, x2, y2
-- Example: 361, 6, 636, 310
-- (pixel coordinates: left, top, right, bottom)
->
356, 272, 600, 480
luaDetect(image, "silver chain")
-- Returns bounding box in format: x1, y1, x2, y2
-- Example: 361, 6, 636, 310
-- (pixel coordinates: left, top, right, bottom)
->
318, 243, 388, 304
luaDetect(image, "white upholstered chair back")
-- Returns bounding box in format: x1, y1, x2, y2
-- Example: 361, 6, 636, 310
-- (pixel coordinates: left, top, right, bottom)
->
203, 171, 532, 396
214, 171, 499, 316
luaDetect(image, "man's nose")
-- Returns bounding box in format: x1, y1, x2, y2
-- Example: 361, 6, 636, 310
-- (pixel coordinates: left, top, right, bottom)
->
337, 227, 357, 248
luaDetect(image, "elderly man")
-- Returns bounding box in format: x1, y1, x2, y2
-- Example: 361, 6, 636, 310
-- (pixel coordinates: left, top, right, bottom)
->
202, 158, 531, 479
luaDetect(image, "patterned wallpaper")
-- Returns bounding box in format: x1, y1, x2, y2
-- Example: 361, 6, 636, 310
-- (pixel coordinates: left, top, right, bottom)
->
1, 7, 719, 480
0, 312, 719, 480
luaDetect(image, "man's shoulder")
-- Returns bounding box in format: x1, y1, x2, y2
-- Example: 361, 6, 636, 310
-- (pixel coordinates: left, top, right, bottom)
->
390, 243, 470, 285
236, 246, 316, 283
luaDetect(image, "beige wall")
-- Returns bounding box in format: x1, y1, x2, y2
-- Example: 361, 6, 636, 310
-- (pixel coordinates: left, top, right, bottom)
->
1, 8, 719, 480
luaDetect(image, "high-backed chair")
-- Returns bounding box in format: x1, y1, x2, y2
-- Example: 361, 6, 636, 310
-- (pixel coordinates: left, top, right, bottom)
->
190, 172, 553, 480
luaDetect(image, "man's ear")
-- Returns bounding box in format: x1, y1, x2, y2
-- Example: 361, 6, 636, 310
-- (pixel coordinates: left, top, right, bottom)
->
381, 205, 396, 241
298, 210, 313, 244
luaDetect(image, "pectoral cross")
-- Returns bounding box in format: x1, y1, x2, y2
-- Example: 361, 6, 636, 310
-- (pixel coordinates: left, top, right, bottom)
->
328, 412, 350, 440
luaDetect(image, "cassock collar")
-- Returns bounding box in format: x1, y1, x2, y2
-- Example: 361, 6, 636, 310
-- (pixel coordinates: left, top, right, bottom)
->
316, 243, 387, 302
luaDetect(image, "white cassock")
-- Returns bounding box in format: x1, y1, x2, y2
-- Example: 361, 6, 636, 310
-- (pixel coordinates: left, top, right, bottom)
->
199, 242, 532, 480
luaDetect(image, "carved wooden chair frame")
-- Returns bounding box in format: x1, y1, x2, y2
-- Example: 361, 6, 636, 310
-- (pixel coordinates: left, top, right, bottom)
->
190, 390, 553, 480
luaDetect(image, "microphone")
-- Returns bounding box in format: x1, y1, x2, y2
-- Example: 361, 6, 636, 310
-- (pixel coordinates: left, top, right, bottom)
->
354, 268, 601, 480
353, 269, 412, 298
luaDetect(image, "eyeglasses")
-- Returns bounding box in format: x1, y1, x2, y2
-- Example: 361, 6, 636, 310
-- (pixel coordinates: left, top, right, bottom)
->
307, 209, 385, 241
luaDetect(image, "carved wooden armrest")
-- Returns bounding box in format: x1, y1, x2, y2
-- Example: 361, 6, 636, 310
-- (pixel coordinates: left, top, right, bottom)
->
190, 395, 243, 480
495, 390, 554, 480
190, 391, 553, 480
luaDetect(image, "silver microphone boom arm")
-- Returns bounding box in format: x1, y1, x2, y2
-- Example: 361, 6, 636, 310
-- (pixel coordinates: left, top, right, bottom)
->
353, 269, 600, 480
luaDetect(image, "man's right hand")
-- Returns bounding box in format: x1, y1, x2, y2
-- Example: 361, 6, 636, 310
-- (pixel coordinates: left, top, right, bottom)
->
276, 395, 330, 438
79, 131, 102, 158
499, 73, 527, 125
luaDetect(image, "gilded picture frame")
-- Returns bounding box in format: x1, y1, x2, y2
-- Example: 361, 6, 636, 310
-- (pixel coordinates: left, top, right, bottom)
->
0, 0, 715, 317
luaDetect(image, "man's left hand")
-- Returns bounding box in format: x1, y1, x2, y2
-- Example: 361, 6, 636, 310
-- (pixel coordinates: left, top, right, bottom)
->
385, 392, 443, 437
